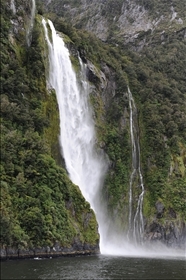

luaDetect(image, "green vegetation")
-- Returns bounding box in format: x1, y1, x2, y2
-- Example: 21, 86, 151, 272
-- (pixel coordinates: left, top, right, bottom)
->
133, 35, 186, 218
0, 0, 98, 251
45, 2, 186, 228
1, 0, 185, 251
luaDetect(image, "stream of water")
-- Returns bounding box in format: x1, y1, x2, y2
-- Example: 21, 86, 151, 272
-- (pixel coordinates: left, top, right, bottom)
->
127, 86, 145, 243
10, 0, 16, 14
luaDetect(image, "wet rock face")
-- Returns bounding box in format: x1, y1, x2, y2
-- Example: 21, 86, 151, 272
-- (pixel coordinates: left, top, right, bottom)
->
9, 0, 33, 41
86, 61, 102, 86
144, 202, 185, 249
81, 58, 117, 110
144, 221, 186, 249
155, 201, 164, 218
168, 208, 177, 219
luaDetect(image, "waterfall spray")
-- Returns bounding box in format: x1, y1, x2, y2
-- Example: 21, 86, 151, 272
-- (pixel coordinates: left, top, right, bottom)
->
26, 0, 36, 46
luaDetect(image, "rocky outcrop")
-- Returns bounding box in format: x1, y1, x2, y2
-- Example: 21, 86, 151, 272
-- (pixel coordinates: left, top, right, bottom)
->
144, 220, 186, 249
0, 241, 99, 260
41, 0, 186, 48
155, 201, 165, 219
9, 0, 33, 36
144, 201, 186, 249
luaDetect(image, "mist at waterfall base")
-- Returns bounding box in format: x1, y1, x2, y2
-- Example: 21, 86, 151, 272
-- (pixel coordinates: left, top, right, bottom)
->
42, 19, 185, 259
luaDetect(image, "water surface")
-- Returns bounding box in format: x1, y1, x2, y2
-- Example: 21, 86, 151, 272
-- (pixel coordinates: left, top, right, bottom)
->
1, 254, 185, 279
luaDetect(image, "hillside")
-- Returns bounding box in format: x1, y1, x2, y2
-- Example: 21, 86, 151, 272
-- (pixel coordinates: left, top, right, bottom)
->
0, 0, 99, 259
0, 0, 186, 258
38, 0, 186, 245
39, 0, 186, 45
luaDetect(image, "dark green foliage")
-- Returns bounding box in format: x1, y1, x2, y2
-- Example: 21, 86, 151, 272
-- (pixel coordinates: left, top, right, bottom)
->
129, 36, 186, 220
104, 127, 130, 209
70, 16, 186, 226
0, 2, 99, 250
51, 8, 186, 225
1, 0, 185, 249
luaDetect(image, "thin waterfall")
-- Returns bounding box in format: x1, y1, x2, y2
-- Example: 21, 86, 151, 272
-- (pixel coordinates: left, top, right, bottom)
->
26, 0, 36, 46
10, 0, 16, 14
127, 86, 145, 243
42, 18, 108, 251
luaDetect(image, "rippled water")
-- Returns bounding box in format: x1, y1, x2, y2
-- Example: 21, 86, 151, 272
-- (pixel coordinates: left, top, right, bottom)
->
1, 254, 186, 279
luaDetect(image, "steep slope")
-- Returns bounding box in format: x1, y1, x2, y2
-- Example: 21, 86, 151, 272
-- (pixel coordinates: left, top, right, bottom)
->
1, 0, 185, 257
38, 0, 186, 248
0, 0, 99, 259
39, 0, 186, 44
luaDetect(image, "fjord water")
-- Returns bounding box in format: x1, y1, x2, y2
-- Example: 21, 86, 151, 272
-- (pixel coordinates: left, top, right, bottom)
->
1, 254, 185, 279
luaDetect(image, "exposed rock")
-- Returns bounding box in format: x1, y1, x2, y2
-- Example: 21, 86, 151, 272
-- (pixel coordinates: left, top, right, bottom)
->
41, 0, 186, 49
117, 2, 153, 36
144, 220, 186, 249
9, 0, 34, 44
86, 61, 105, 87
155, 201, 165, 218
0, 241, 99, 260
82, 212, 93, 228
169, 207, 177, 219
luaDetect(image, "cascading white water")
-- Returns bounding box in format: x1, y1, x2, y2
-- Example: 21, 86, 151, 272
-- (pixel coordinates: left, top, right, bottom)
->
41, 18, 185, 258
42, 18, 108, 251
26, 0, 36, 46
127, 86, 145, 243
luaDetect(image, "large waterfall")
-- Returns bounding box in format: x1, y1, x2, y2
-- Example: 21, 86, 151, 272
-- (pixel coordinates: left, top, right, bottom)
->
42, 18, 109, 252
41, 18, 184, 258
